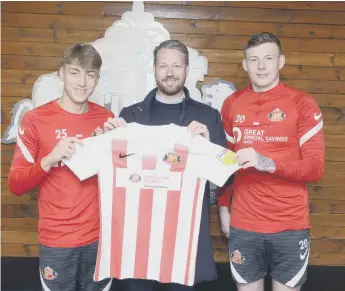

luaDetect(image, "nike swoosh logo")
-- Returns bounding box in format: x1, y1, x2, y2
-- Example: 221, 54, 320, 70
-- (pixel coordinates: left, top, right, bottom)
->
19, 127, 25, 135
119, 153, 135, 159
314, 113, 322, 120
300, 247, 309, 260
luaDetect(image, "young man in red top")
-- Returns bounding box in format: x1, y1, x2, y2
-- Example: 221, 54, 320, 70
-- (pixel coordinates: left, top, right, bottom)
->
8, 44, 114, 291
219, 32, 324, 291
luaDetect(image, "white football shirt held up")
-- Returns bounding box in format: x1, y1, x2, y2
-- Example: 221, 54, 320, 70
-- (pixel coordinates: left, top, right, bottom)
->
64, 123, 240, 286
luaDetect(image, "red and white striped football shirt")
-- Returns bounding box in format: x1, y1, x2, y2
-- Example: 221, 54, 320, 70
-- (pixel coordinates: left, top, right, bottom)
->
65, 123, 239, 286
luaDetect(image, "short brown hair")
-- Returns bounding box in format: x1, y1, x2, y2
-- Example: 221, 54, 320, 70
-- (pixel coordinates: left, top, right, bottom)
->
153, 40, 189, 66
244, 32, 282, 54
60, 44, 102, 71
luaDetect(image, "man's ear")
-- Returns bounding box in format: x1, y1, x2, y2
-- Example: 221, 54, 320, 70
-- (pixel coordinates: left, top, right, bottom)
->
242, 59, 248, 72
279, 54, 286, 70
59, 67, 64, 82
96, 72, 100, 86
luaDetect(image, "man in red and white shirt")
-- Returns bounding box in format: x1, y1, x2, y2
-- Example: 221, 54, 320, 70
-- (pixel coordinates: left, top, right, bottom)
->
219, 32, 324, 291
8, 44, 114, 291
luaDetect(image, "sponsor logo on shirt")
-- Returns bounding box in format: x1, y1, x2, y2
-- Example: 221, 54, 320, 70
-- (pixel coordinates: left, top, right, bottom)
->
42, 266, 58, 280
129, 173, 142, 183
129, 172, 176, 189
231, 250, 245, 264
217, 149, 236, 166
163, 152, 181, 165
234, 128, 288, 144
267, 108, 285, 122
117, 169, 182, 190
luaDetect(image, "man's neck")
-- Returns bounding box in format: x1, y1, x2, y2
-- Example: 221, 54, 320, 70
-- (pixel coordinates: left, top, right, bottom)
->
156, 90, 184, 104
252, 79, 280, 93
58, 95, 89, 114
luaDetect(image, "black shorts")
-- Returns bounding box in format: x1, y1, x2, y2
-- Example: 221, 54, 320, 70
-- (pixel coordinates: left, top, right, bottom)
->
229, 227, 310, 288
39, 241, 112, 291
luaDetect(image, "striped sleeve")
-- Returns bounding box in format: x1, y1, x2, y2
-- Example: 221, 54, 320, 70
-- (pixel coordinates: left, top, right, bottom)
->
189, 135, 240, 187
273, 93, 325, 182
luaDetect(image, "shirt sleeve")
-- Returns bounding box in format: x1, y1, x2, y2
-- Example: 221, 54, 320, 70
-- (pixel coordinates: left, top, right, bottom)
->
273, 94, 325, 182
188, 135, 240, 187
8, 112, 49, 195
220, 96, 236, 151
63, 135, 104, 181
217, 96, 236, 206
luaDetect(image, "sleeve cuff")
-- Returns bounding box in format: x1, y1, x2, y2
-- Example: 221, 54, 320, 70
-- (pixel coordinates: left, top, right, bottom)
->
35, 160, 50, 177
272, 159, 284, 176
217, 184, 232, 207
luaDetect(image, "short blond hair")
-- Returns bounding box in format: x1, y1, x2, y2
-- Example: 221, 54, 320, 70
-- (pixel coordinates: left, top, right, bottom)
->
60, 44, 102, 71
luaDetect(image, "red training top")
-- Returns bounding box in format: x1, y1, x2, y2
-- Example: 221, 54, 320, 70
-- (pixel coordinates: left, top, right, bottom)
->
8, 100, 114, 247
218, 82, 324, 233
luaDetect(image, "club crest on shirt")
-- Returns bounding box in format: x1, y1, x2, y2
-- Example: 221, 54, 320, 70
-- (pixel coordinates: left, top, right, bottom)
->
129, 173, 142, 183
217, 149, 236, 166
231, 250, 245, 264
163, 152, 181, 165
42, 266, 58, 280
267, 108, 285, 122
92, 126, 104, 136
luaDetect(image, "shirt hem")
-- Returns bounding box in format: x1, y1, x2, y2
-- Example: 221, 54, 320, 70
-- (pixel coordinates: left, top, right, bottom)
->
231, 220, 311, 233
39, 237, 99, 248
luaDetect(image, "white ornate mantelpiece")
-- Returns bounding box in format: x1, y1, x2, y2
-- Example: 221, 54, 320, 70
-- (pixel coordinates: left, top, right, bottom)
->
2, 1, 236, 146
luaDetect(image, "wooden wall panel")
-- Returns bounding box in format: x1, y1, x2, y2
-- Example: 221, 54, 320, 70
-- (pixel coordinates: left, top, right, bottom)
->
1, 1, 345, 267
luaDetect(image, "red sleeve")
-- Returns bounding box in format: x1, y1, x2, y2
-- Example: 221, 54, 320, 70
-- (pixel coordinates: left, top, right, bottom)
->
217, 96, 235, 207
109, 111, 115, 118
8, 112, 49, 195
273, 94, 324, 182
221, 96, 236, 152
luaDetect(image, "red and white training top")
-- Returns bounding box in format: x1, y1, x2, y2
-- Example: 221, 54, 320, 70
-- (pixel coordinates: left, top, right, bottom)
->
219, 82, 325, 233
8, 100, 114, 248
65, 123, 239, 286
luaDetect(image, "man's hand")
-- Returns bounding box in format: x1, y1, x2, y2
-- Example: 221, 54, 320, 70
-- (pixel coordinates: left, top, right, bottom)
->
187, 121, 210, 141
236, 147, 276, 173
41, 137, 83, 172
104, 117, 127, 133
219, 206, 230, 238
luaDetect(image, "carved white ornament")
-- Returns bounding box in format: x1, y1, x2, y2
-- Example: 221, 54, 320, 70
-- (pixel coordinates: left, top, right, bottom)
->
201, 78, 237, 112
2, 1, 235, 144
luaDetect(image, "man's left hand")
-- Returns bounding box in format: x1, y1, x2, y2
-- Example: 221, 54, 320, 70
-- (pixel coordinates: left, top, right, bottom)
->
236, 147, 276, 173
187, 121, 210, 141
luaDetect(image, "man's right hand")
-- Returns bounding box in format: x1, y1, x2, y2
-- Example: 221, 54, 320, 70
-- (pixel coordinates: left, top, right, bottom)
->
219, 206, 230, 238
41, 137, 83, 172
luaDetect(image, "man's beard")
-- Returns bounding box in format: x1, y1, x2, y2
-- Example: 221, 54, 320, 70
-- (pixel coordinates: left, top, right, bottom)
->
156, 75, 186, 96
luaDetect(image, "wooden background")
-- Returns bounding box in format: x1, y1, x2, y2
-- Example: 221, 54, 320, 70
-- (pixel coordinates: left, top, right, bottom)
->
1, 1, 345, 266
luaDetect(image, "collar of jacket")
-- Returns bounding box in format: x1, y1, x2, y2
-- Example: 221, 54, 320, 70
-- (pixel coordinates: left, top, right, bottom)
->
132, 87, 191, 124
